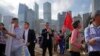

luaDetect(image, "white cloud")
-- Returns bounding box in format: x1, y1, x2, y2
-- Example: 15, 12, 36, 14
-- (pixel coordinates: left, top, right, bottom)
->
0, 0, 36, 16
0, 0, 15, 16
0, 0, 74, 20
52, 0, 74, 20
89, 3, 92, 12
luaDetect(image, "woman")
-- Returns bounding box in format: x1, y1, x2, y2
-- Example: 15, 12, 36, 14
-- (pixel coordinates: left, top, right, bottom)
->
0, 23, 7, 56
59, 30, 65, 56
54, 33, 60, 53
69, 20, 83, 56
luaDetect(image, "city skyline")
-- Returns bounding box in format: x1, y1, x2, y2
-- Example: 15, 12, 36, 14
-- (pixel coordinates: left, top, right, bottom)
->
0, 0, 100, 33
0, 0, 92, 20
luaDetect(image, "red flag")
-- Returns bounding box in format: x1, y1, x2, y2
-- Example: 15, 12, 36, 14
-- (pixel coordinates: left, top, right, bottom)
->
62, 11, 73, 32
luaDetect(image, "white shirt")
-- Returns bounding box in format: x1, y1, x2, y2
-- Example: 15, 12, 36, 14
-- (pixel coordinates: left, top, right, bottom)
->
47, 34, 49, 40
24, 29, 29, 44
12, 27, 24, 51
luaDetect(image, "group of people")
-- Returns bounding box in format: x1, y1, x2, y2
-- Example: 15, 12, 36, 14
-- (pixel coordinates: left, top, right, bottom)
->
68, 10, 100, 56
0, 10, 100, 56
0, 18, 36, 56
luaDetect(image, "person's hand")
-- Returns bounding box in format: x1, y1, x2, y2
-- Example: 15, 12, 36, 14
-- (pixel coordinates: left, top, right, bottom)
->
47, 29, 52, 33
3, 30, 9, 34
80, 44, 85, 51
89, 38, 96, 46
47, 28, 50, 32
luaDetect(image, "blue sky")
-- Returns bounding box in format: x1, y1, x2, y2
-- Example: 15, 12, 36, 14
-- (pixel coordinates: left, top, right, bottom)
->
0, 0, 92, 20
70, 0, 92, 16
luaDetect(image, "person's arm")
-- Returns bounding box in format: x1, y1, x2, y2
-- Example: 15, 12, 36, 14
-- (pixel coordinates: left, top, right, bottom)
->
84, 27, 96, 46
6, 31, 16, 37
48, 29, 54, 37
70, 30, 81, 49
31, 30, 36, 43
41, 29, 48, 35
93, 37, 100, 42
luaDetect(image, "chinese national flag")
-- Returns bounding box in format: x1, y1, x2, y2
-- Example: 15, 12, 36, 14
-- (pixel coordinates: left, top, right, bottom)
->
62, 11, 73, 33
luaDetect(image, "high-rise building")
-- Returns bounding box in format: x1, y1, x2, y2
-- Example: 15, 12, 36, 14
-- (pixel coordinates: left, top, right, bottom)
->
39, 19, 45, 33
92, 0, 100, 14
18, 4, 28, 28
0, 14, 3, 22
73, 14, 82, 23
58, 12, 66, 30
34, 3, 40, 33
26, 9, 35, 29
35, 3, 39, 19
43, 2, 51, 24
73, 14, 83, 30
2, 16, 13, 30
83, 13, 91, 29
51, 20, 59, 31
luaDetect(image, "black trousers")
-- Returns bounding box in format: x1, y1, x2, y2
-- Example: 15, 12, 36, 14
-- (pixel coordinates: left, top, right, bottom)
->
28, 44, 35, 56
0, 44, 6, 56
70, 51, 80, 56
42, 43, 52, 56
89, 51, 100, 56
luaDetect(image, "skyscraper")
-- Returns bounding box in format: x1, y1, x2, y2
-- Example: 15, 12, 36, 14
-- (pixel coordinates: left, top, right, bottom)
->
26, 9, 35, 29
83, 13, 91, 29
2, 16, 13, 30
51, 20, 59, 31
18, 4, 28, 28
58, 12, 66, 30
35, 3, 39, 19
73, 14, 82, 23
73, 14, 83, 30
43, 2, 51, 24
92, 0, 100, 16
34, 3, 40, 33
0, 14, 3, 22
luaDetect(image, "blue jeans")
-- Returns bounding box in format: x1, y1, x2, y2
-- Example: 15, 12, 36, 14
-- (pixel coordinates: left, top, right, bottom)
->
59, 43, 65, 55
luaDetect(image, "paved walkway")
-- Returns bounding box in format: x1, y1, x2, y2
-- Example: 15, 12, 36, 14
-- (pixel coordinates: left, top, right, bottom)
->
35, 44, 88, 56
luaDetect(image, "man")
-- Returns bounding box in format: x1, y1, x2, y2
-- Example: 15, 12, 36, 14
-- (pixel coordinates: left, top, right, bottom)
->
84, 10, 100, 56
0, 23, 7, 56
23, 22, 36, 56
6, 18, 24, 56
41, 22, 53, 56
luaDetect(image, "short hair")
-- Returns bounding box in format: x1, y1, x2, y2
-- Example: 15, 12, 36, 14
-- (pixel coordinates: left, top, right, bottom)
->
12, 18, 18, 23
89, 19, 93, 24
72, 20, 80, 29
59, 30, 62, 33
24, 22, 30, 26
46, 22, 49, 25
92, 10, 100, 20
45, 22, 49, 26
0, 23, 4, 26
